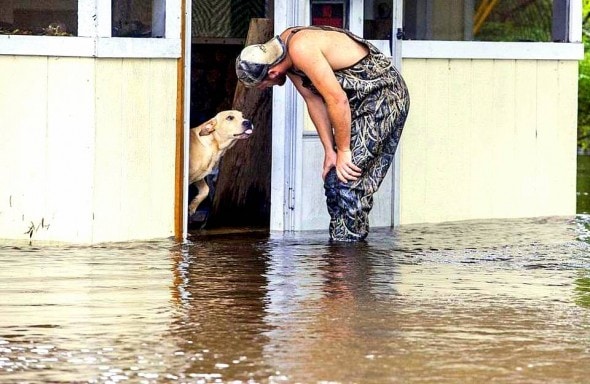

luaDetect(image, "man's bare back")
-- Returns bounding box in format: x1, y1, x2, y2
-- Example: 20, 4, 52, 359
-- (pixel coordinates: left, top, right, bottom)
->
279, 28, 369, 72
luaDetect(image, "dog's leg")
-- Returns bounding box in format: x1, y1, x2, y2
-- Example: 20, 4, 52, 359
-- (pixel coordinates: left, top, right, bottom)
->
188, 179, 210, 216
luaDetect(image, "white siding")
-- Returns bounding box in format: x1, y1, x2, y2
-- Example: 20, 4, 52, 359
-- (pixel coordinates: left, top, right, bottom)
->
399, 58, 578, 224
0, 55, 177, 244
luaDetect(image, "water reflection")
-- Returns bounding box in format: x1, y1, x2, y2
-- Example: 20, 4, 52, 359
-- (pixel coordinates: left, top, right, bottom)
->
574, 270, 590, 309
577, 154, 590, 214
169, 234, 273, 380
0, 216, 589, 383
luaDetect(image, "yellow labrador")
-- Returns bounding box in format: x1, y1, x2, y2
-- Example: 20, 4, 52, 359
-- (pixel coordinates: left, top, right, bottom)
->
189, 110, 253, 216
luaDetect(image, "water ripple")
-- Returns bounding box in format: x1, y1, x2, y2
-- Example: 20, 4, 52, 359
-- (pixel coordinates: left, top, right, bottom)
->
0, 216, 589, 383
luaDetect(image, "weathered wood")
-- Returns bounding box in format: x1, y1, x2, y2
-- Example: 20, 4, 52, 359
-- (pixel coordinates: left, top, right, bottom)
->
208, 18, 273, 228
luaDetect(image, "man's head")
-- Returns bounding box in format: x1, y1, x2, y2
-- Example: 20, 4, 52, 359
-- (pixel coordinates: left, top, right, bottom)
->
235, 35, 287, 88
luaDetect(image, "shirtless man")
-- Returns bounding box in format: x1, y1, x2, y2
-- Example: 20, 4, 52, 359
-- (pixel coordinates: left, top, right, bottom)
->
235, 25, 410, 242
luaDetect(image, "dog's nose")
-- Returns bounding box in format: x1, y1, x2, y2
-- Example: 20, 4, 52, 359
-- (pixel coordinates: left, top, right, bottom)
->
243, 120, 253, 129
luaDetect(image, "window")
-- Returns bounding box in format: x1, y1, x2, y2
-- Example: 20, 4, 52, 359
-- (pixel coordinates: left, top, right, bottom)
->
0, 0, 180, 58
403, 0, 567, 42
364, 0, 393, 40
192, 0, 264, 39
112, 0, 166, 38
310, 0, 349, 29
0, 0, 78, 36
360, 0, 581, 61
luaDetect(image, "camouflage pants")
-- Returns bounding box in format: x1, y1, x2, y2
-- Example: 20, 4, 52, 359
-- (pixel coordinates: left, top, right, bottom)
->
324, 66, 410, 242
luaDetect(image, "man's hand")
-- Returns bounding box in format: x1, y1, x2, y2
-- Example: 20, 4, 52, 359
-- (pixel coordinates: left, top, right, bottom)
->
322, 148, 337, 180
336, 149, 361, 183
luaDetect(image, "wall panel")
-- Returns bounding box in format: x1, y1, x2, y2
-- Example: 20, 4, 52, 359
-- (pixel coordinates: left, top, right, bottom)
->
400, 58, 578, 225
0, 56, 97, 243
46, 57, 95, 241
94, 58, 177, 242
0, 55, 177, 244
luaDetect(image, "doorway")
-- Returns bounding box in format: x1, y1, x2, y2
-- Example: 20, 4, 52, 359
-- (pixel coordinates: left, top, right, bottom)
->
187, 0, 272, 231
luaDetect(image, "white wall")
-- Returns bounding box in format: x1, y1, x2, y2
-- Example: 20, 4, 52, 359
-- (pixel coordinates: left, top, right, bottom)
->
399, 58, 578, 224
0, 56, 177, 244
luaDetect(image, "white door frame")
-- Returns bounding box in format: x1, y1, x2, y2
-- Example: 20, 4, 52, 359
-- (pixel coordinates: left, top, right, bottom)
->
270, 1, 305, 231
391, 0, 403, 226
181, 0, 192, 240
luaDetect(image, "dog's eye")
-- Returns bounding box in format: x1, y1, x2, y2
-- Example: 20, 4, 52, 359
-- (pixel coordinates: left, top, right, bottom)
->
226, 115, 235, 121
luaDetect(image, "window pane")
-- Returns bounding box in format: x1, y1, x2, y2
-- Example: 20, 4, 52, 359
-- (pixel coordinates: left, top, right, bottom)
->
0, 0, 77, 36
364, 0, 393, 40
311, 1, 348, 29
403, 0, 555, 42
112, 0, 165, 38
192, 0, 265, 38
474, 0, 552, 42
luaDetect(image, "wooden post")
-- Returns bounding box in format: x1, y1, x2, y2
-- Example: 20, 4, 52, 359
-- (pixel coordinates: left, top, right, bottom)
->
208, 18, 273, 228
174, 0, 186, 240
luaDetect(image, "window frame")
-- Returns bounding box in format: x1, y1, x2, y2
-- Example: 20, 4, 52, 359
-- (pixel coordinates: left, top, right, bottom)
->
0, 0, 182, 58
401, 0, 584, 61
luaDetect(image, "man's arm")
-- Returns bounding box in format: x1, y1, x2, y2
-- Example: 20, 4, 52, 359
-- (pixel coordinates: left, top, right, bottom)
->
289, 73, 338, 180
288, 34, 361, 183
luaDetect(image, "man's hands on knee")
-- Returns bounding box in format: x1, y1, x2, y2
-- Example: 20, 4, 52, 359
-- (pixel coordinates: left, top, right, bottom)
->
336, 149, 362, 183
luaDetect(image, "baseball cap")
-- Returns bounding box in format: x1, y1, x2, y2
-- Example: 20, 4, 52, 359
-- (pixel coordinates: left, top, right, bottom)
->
235, 35, 287, 87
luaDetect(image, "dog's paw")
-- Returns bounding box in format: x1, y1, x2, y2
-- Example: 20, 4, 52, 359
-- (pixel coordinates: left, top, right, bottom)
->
188, 203, 198, 217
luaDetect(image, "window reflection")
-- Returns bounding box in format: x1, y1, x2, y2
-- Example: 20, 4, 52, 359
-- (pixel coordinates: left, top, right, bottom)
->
192, 0, 265, 38
401, 0, 553, 42
112, 0, 165, 38
364, 0, 392, 40
311, 1, 348, 29
472, 0, 552, 42
0, 0, 77, 36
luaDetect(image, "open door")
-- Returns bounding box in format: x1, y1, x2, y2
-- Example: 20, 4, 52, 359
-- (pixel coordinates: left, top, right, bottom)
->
181, 0, 272, 237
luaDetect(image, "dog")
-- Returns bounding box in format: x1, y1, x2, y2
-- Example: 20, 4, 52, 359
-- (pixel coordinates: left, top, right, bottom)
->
188, 110, 253, 216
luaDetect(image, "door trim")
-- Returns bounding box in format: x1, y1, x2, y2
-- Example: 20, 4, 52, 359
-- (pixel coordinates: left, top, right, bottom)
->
391, 0, 403, 226
177, 0, 192, 241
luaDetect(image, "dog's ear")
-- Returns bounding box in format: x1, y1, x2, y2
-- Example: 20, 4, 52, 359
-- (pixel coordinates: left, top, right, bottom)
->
198, 118, 217, 136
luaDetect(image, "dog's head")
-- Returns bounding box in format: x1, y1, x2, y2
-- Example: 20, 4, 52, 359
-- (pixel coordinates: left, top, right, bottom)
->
198, 110, 253, 145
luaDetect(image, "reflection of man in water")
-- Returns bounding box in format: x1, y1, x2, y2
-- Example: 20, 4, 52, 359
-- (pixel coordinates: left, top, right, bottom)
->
262, 240, 398, 381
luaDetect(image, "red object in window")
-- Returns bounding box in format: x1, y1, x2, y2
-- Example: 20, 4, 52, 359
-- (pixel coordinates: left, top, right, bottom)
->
312, 4, 343, 28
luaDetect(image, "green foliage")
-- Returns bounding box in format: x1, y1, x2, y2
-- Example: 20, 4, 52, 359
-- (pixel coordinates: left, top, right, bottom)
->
577, 155, 590, 213
574, 271, 590, 309
478, 21, 550, 42
475, 0, 552, 42
579, 0, 590, 151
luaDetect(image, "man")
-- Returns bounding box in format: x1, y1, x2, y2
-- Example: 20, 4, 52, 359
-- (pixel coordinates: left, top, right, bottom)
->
235, 25, 410, 242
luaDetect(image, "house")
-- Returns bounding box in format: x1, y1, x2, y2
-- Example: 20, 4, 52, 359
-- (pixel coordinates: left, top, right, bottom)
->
0, 0, 583, 243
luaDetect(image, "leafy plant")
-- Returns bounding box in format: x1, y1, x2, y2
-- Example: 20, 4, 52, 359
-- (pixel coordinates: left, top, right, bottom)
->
579, 0, 590, 151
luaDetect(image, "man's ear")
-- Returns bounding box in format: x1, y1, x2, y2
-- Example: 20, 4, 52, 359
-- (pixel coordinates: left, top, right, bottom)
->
267, 69, 279, 79
198, 118, 217, 136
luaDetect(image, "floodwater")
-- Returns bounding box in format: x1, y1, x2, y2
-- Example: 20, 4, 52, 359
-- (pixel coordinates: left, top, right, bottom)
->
1, 159, 590, 383
1, 219, 590, 383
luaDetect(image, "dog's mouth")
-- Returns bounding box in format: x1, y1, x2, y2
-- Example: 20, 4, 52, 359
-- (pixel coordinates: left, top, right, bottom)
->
234, 128, 253, 139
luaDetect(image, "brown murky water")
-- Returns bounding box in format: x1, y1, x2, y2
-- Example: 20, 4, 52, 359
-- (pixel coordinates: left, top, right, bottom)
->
1, 216, 590, 383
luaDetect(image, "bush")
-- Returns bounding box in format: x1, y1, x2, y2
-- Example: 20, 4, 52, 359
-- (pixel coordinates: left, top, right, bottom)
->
579, 3, 590, 151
